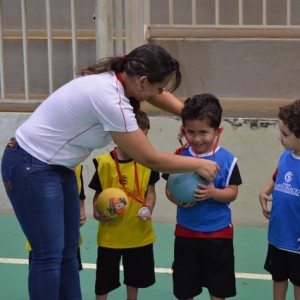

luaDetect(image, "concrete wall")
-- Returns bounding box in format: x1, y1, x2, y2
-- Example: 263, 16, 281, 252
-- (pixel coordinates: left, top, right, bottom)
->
152, 40, 300, 100
0, 112, 282, 227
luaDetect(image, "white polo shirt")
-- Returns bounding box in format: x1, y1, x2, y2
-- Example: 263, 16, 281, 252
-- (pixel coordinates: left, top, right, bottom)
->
16, 72, 138, 169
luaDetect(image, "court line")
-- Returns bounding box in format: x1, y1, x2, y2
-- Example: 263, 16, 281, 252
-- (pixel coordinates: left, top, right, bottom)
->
0, 257, 272, 280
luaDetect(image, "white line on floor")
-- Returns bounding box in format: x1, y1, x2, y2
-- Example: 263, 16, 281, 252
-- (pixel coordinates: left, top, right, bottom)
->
0, 257, 272, 280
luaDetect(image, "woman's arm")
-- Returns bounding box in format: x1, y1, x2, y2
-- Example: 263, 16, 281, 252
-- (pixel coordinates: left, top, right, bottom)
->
110, 129, 219, 182
147, 91, 183, 116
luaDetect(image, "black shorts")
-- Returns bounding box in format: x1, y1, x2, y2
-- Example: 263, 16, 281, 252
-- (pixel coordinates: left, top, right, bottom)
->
95, 244, 155, 296
264, 243, 300, 285
173, 237, 236, 299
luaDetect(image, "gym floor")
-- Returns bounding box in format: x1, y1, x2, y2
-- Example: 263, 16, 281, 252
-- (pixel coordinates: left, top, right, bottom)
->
0, 214, 295, 300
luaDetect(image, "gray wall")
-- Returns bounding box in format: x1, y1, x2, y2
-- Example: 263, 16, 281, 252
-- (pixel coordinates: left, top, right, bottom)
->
0, 112, 281, 228
152, 40, 300, 100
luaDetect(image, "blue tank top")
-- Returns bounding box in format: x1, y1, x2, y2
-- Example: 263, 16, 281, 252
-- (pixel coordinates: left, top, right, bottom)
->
177, 147, 237, 233
269, 150, 300, 253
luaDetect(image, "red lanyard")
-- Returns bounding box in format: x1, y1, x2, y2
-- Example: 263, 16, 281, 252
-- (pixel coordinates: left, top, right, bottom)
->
113, 148, 146, 206
178, 127, 224, 160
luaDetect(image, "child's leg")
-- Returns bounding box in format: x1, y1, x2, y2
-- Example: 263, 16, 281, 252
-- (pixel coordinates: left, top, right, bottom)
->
126, 285, 138, 300
293, 283, 300, 300
210, 295, 224, 300
273, 280, 288, 300
96, 294, 108, 300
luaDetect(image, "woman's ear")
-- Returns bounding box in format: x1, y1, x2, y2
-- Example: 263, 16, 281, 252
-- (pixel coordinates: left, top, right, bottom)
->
138, 75, 147, 85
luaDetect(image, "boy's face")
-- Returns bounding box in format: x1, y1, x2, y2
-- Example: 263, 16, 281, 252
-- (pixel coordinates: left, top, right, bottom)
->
183, 119, 219, 155
278, 119, 300, 155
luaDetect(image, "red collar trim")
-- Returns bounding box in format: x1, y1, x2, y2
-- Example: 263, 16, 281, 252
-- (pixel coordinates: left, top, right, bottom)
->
115, 72, 125, 88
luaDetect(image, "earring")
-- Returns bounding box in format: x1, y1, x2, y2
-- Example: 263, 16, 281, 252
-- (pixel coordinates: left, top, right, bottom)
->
138, 87, 143, 92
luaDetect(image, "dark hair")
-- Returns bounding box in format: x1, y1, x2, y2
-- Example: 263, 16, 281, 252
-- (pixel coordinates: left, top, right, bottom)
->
80, 44, 181, 92
278, 99, 300, 138
181, 93, 222, 129
136, 110, 150, 131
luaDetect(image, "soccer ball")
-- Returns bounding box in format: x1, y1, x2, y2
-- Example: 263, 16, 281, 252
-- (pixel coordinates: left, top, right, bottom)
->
167, 172, 206, 203
96, 188, 128, 219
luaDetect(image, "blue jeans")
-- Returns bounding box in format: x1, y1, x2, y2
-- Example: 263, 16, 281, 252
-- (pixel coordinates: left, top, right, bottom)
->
1, 141, 82, 300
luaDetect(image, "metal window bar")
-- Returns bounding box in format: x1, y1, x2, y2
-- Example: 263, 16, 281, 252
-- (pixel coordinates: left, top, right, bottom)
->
215, 0, 220, 25
95, 0, 113, 60
168, 0, 174, 25
192, 0, 196, 25
114, 0, 123, 56
238, 0, 243, 25
287, 0, 291, 25
70, 0, 78, 77
262, 0, 267, 25
45, 0, 53, 94
21, 0, 30, 102
0, 0, 6, 100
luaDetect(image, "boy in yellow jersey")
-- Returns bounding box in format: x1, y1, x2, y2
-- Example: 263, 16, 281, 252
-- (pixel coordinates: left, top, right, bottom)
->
89, 111, 159, 300
27, 164, 86, 270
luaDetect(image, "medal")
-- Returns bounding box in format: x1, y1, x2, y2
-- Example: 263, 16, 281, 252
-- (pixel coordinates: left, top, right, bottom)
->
138, 207, 150, 218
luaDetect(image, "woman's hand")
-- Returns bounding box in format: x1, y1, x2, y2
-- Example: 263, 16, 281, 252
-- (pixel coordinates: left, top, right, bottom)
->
196, 159, 220, 182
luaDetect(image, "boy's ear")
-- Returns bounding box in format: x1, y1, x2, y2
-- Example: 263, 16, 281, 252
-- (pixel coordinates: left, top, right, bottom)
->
181, 126, 185, 134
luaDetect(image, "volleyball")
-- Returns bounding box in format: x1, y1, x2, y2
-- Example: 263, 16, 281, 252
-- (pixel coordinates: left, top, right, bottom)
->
96, 188, 128, 219
167, 172, 206, 203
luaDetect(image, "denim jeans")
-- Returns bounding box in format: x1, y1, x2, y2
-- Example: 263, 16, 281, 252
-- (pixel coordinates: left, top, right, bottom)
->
1, 141, 82, 300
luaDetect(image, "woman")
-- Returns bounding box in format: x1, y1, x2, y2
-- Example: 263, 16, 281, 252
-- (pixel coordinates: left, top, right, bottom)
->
1, 44, 219, 300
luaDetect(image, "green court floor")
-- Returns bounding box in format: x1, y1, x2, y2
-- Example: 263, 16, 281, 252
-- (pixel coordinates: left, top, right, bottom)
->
0, 214, 296, 299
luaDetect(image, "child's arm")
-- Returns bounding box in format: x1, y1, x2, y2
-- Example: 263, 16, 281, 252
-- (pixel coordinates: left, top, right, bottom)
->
79, 199, 86, 226
145, 184, 156, 215
165, 183, 197, 208
93, 192, 101, 220
196, 182, 238, 203
93, 191, 115, 222
259, 179, 274, 219
138, 184, 157, 221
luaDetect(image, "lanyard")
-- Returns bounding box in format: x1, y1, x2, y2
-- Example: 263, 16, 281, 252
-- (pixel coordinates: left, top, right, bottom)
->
113, 148, 146, 206
178, 127, 224, 160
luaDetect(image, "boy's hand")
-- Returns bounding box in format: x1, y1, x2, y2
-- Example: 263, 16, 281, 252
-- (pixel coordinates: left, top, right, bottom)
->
137, 206, 152, 221
259, 192, 272, 219
166, 185, 196, 207
80, 199, 86, 226
194, 182, 214, 201
93, 203, 115, 222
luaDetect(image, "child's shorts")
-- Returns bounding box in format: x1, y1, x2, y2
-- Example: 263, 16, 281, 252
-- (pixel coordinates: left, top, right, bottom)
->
95, 244, 155, 295
264, 243, 300, 286
173, 237, 236, 299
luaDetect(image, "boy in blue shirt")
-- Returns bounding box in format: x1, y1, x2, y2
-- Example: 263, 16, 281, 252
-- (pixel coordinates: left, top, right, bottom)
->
259, 99, 300, 300
163, 94, 242, 300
